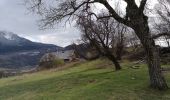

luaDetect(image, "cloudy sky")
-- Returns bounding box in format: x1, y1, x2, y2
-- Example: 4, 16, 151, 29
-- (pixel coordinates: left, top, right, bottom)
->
0, 0, 81, 47
0, 0, 157, 47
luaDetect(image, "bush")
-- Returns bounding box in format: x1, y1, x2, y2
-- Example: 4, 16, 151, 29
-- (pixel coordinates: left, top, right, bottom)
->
52, 58, 64, 67
39, 53, 64, 70
161, 53, 170, 64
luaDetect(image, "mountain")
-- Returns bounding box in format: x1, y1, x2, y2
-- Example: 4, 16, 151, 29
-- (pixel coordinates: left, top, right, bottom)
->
0, 31, 62, 69
0, 31, 62, 53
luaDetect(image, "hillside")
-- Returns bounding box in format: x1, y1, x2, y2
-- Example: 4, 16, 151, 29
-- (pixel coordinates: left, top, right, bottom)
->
0, 59, 170, 100
0, 31, 61, 53
0, 31, 62, 69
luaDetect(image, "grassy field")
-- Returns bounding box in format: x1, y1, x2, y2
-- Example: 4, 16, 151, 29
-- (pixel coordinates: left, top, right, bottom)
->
0, 59, 170, 100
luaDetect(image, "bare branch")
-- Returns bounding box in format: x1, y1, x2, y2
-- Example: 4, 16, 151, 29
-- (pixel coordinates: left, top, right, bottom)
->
95, 0, 130, 26
152, 32, 170, 39
139, 0, 148, 12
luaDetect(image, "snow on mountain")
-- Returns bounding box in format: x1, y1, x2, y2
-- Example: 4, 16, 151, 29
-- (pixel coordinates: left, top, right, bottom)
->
0, 31, 32, 47
0, 30, 63, 53
4, 32, 15, 40
0, 31, 18, 40
0, 30, 63, 69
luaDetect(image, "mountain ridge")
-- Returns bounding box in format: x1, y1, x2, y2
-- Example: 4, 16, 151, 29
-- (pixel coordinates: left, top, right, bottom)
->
0, 30, 62, 69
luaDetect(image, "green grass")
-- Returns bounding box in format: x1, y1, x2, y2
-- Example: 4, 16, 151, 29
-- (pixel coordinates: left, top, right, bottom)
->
0, 59, 170, 100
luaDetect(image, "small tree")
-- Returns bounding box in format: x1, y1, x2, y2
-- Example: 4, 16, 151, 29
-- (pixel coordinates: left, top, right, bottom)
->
39, 53, 64, 69
153, 0, 170, 47
77, 15, 127, 70
126, 31, 141, 52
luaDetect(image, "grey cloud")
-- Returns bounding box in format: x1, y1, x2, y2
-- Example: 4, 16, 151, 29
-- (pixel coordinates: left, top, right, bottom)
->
0, 0, 157, 46
0, 0, 80, 47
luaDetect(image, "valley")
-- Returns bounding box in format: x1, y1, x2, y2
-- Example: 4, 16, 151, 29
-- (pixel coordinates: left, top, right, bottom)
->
0, 31, 62, 70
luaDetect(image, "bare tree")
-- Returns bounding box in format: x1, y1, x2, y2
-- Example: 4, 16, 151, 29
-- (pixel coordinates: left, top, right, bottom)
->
77, 15, 127, 70
72, 43, 100, 60
126, 31, 141, 52
27, 0, 168, 90
113, 23, 127, 60
153, 0, 170, 47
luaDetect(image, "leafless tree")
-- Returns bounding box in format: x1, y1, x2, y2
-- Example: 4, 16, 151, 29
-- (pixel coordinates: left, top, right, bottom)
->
72, 43, 100, 60
27, 0, 168, 90
126, 31, 141, 52
112, 22, 127, 60
76, 14, 127, 70
153, 0, 170, 47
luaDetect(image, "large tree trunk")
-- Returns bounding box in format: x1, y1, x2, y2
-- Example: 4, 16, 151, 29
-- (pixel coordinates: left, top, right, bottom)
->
104, 47, 121, 70
107, 53, 121, 70
146, 45, 168, 90
133, 16, 168, 90
98, 0, 168, 90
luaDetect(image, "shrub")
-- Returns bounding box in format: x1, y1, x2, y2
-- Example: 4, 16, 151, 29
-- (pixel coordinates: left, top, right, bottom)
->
39, 53, 64, 70
161, 53, 170, 65
52, 58, 64, 68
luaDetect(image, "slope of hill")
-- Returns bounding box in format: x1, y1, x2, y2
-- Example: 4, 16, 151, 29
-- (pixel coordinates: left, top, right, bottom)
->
0, 59, 169, 100
0, 31, 62, 69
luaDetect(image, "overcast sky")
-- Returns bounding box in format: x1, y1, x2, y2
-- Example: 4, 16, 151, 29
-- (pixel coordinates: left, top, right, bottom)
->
0, 0, 157, 47
0, 0, 81, 47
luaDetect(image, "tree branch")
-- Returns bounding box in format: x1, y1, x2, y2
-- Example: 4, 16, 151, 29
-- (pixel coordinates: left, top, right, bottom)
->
139, 0, 147, 12
152, 32, 170, 39
96, 0, 130, 26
